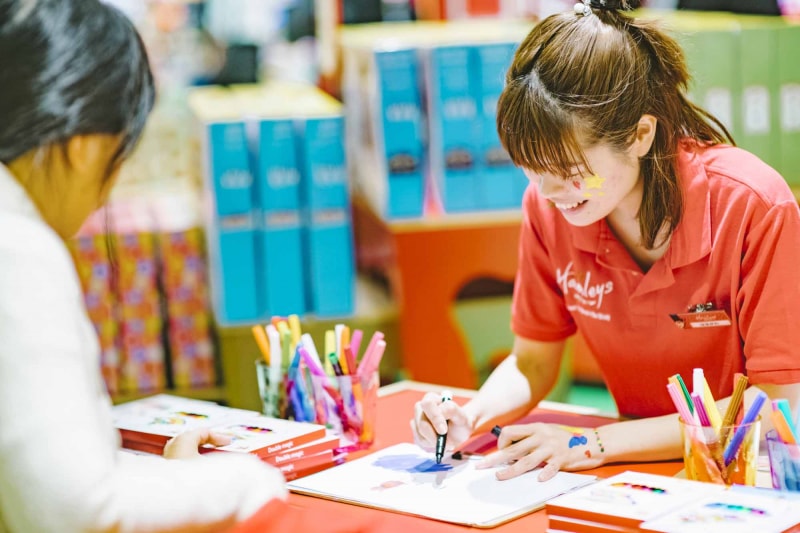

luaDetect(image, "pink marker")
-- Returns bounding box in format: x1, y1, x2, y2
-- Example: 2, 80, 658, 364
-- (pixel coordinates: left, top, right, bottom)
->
357, 331, 384, 375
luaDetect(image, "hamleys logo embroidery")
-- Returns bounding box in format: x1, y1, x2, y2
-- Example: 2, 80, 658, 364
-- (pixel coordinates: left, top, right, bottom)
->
556, 262, 614, 310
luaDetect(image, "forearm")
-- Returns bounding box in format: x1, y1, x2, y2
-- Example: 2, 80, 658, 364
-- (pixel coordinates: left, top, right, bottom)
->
464, 350, 562, 434
597, 383, 800, 464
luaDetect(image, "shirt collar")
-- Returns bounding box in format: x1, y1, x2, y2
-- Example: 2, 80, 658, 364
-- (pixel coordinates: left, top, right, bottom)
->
569, 142, 712, 268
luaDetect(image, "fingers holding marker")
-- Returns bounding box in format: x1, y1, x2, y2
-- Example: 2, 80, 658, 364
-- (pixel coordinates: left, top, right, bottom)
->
419, 391, 450, 434
435, 390, 453, 464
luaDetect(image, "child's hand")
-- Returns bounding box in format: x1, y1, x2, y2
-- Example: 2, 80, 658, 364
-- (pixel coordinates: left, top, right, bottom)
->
163, 428, 232, 460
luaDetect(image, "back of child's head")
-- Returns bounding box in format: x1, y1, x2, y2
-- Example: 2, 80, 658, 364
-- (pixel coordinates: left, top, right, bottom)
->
0, 0, 155, 174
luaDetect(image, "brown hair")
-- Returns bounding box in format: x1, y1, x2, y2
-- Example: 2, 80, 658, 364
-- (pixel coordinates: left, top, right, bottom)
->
497, 5, 733, 249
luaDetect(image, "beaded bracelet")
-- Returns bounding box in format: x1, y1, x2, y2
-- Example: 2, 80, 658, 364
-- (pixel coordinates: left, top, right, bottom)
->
594, 428, 605, 454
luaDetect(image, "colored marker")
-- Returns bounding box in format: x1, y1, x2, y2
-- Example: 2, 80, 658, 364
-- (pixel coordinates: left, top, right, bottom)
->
723, 391, 767, 466
435, 390, 452, 464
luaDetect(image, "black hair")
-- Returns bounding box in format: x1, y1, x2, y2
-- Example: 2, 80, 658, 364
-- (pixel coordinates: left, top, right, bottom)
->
0, 0, 155, 178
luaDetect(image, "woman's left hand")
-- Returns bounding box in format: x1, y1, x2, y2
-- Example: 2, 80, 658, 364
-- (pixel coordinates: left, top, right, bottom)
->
475, 423, 604, 481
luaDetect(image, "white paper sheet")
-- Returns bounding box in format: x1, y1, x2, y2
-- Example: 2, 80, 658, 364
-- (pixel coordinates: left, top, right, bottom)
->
287, 442, 596, 527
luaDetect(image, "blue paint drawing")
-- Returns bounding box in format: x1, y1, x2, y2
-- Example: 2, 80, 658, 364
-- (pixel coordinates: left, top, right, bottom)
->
373, 454, 453, 473
568, 435, 588, 448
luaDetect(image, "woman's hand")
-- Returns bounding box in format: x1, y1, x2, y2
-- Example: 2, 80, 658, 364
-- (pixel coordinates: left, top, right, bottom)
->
476, 423, 604, 481
163, 428, 232, 460
410, 391, 475, 453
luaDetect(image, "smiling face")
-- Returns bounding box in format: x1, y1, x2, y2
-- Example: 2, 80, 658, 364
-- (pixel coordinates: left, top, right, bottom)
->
522, 140, 643, 227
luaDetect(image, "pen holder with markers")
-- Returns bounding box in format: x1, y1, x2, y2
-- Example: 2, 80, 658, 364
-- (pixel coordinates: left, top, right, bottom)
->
678, 418, 760, 486
251, 318, 387, 452
309, 370, 380, 453
766, 429, 800, 491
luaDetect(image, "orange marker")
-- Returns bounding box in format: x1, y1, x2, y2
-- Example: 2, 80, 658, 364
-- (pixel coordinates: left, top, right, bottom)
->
251, 325, 270, 364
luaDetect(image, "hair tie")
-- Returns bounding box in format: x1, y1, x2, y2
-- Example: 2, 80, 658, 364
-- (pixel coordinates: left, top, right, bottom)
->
574, 0, 627, 15
590, 0, 624, 8
573, 0, 592, 16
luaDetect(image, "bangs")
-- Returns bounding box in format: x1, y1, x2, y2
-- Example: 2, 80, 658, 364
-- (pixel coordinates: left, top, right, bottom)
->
497, 70, 590, 178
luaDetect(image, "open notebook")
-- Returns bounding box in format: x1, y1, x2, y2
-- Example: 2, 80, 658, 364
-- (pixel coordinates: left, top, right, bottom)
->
286, 442, 596, 528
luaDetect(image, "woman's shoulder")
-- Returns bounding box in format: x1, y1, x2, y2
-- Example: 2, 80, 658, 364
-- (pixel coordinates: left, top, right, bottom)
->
683, 142, 795, 207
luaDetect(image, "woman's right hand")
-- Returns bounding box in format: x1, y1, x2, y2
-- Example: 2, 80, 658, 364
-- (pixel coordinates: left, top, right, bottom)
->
410, 391, 475, 452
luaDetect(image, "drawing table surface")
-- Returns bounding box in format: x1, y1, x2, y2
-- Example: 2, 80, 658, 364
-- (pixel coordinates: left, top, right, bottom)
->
240, 380, 683, 532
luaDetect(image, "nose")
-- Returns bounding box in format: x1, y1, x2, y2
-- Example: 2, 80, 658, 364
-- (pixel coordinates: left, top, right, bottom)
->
531, 173, 567, 198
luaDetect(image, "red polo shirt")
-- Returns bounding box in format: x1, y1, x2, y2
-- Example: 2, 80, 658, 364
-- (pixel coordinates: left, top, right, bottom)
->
512, 141, 800, 418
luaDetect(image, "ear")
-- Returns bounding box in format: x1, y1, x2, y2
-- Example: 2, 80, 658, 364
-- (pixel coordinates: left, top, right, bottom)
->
629, 114, 657, 158
64, 134, 120, 179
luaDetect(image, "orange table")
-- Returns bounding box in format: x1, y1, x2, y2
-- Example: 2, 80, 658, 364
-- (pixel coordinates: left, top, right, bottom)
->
354, 198, 522, 389
231, 381, 682, 533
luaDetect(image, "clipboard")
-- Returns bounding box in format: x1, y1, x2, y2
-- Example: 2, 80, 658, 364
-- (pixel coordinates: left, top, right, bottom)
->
286, 442, 596, 528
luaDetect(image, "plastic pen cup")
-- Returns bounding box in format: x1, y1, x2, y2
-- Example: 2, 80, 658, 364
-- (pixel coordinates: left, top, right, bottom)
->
308, 370, 380, 453
679, 418, 760, 486
254, 359, 290, 418
766, 429, 800, 491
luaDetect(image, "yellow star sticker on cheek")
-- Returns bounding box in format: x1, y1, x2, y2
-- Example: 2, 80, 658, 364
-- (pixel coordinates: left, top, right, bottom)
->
581, 173, 606, 198
583, 173, 605, 189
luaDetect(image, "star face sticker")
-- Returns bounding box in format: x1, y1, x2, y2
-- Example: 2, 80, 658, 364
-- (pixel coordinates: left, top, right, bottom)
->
583, 173, 605, 189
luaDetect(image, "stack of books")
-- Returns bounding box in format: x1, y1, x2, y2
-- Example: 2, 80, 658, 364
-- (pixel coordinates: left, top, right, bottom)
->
546, 471, 800, 533
113, 394, 344, 480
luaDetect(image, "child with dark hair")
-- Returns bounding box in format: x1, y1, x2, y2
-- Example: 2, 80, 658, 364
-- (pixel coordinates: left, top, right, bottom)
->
412, 0, 800, 481
0, 1, 286, 531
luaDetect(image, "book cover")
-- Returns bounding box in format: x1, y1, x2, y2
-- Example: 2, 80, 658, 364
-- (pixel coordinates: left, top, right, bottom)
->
548, 514, 640, 533
282, 453, 347, 481
262, 431, 340, 464
276, 449, 336, 475
113, 394, 327, 456
545, 471, 724, 529
640, 484, 800, 533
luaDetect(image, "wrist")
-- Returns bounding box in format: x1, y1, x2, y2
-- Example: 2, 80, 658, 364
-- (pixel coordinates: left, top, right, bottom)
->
592, 426, 607, 463
461, 402, 480, 435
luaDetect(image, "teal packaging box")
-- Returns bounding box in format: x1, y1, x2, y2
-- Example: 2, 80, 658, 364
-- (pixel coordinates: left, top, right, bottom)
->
428, 45, 481, 212
777, 22, 800, 185
476, 42, 525, 210
256, 118, 307, 316
298, 115, 355, 317
204, 121, 260, 324
375, 49, 426, 218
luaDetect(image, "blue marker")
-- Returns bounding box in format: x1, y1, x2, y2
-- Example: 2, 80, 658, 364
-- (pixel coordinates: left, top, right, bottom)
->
723, 391, 767, 466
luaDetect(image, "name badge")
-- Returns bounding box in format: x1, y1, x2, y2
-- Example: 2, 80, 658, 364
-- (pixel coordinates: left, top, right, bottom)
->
670, 302, 731, 329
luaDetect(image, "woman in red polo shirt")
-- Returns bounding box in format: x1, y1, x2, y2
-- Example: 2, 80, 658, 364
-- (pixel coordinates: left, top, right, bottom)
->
412, 0, 800, 480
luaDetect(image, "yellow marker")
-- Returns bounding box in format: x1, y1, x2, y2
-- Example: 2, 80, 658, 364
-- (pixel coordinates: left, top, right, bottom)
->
288, 314, 302, 350
251, 325, 270, 364
701, 379, 722, 430
277, 321, 292, 367
339, 326, 351, 374
324, 330, 336, 376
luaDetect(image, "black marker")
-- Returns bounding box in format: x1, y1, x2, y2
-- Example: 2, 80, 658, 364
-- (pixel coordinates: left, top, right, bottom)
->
491, 425, 502, 438
435, 390, 452, 464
